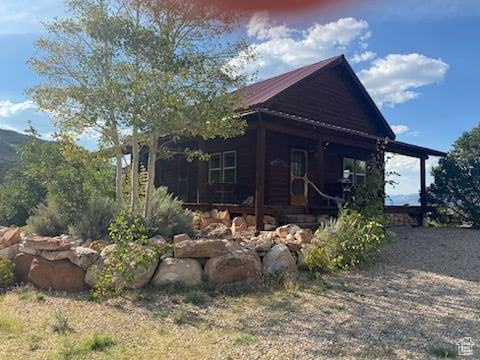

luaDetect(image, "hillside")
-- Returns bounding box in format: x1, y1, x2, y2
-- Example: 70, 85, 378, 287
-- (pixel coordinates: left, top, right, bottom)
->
0, 128, 37, 181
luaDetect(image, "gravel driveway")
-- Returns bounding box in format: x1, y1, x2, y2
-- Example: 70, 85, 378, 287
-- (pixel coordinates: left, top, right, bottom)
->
282, 227, 480, 359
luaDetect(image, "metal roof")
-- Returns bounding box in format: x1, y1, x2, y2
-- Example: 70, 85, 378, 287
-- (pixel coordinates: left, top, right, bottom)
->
238, 55, 342, 109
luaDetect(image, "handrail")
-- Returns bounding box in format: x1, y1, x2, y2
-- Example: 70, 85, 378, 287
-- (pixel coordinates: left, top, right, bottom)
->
306, 177, 344, 210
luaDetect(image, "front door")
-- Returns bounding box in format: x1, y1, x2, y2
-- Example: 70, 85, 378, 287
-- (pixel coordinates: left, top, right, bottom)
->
290, 149, 308, 206
178, 156, 188, 201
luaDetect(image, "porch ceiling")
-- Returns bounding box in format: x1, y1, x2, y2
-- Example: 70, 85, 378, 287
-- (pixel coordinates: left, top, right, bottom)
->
244, 108, 447, 159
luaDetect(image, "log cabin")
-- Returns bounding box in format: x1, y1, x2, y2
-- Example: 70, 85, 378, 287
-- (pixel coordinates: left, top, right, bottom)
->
149, 55, 447, 230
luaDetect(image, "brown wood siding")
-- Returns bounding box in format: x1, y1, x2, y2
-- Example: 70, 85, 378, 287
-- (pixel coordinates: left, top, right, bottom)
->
267, 67, 385, 137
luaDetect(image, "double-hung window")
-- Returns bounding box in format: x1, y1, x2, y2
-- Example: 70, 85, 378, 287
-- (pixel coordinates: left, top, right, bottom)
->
343, 158, 367, 185
209, 151, 236, 184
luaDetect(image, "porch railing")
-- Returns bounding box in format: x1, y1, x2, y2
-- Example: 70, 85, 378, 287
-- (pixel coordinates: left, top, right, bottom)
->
306, 177, 344, 210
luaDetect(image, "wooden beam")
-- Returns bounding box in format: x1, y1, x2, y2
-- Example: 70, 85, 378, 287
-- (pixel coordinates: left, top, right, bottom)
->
420, 157, 427, 226
197, 140, 207, 204
255, 115, 266, 231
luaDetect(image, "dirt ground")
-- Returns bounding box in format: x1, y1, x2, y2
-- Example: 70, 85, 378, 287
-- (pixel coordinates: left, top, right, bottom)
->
0, 227, 479, 359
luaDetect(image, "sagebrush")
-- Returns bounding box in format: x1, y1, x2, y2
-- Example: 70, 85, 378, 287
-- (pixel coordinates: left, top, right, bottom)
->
303, 211, 388, 272
0, 259, 15, 289
70, 197, 118, 240
27, 196, 69, 236
146, 187, 193, 239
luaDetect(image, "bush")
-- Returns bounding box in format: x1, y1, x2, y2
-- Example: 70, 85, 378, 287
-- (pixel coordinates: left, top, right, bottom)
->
70, 197, 118, 240
27, 196, 69, 236
0, 259, 15, 289
146, 187, 193, 239
108, 209, 149, 245
303, 211, 387, 272
0, 175, 46, 227
429, 124, 480, 227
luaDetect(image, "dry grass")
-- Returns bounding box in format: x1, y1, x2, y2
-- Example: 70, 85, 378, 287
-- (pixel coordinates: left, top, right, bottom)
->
0, 227, 479, 359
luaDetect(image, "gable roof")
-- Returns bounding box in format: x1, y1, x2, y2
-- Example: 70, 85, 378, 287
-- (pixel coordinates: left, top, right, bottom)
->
238, 55, 396, 139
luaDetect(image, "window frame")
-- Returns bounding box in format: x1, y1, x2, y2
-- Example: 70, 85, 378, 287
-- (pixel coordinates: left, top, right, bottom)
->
222, 151, 237, 184
208, 151, 237, 184
208, 152, 222, 184
343, 157, 367, 185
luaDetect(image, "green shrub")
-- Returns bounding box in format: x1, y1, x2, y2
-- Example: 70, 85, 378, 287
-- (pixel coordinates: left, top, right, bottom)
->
70, 197, 118, 240
303, 211, 387, 272
0, 259, 15, 289
27, 196, 69, 236
146, 187, 193, 239
108, 209, 149, 245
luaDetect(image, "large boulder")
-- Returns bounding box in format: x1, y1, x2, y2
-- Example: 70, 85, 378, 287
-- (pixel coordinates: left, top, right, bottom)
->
85, 244, 158, 290
199, 223, 232, 239
174, 239, 239, 258
29, 257, 87, 291
12, 253, 35, 283
0, 228, 22, 249
275, 224, 301, 239
262, 244, 297, 277
294, 229, 313, 244
204, 249, 262, 285
39, 250, 71, 261
68, 246, 100, 271
0, 243, 19, 260
152, 258, 202, 287
231, 216, 247, 236
173, 233, 190, 245
23, 236, 73, 251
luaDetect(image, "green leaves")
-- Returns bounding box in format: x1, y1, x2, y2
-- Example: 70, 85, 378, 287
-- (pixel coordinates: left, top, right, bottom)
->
429, 123, 480, 227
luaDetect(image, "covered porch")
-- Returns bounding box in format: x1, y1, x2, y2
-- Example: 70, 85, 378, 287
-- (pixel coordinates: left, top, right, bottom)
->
180, 109, 446, 230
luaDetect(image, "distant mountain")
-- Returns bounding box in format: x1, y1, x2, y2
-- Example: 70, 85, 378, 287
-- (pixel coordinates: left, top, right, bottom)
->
0, 128, 41, 182
386, 193, 420, 206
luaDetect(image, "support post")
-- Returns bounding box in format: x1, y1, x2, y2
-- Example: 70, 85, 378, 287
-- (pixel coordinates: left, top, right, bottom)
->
197, 140, 207, 204
315, 138, 325, 194
420, 157, 427, 226
255, 115, 266, 231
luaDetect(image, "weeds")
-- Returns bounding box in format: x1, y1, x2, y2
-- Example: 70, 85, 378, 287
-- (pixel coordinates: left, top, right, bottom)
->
234, 334, 256, 346
183, 291, 206, 305
429, 345, 457, 358
82, 334, 114, 351
51, 310, 72, 334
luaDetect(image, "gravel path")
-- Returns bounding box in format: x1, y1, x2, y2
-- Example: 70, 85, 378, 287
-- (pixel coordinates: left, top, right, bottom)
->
270, 227, 480, 359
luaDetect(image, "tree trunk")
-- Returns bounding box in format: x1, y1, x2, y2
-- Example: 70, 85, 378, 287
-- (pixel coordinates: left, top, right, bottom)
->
130, 125, 140, 209
144, 132, 159, 219
115, 143, 123, 205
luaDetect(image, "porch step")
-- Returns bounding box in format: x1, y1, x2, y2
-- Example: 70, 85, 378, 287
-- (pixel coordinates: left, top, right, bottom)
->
296, 222, 321, 231
279, 213, 317, 224
275, 206, 307, 215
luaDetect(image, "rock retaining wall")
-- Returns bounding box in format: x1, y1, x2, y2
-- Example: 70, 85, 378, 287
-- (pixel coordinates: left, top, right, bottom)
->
0, 220, 312, 292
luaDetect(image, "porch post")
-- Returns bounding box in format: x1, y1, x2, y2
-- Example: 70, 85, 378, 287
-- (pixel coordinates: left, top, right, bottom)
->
420, 157, 427, 226
197, 140, 207, 204
255, 115, 266, 231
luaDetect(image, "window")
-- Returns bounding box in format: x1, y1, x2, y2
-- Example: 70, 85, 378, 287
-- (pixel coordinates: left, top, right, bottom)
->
343, 158, 367, 185
209, 151, 236, 184
222, 151, 236, 184
208, 153, 222, 184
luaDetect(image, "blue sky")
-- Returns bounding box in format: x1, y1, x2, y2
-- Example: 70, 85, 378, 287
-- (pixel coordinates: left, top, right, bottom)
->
0, 0, 479, 197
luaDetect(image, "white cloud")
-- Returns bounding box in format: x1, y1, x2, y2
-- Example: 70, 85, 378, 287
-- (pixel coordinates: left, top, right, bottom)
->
0, 100, 36, 117
236, 15, 370, 80
350, 51, 376, 64
236, 14, 450, 109
358, 54, 449, 107
0, 0, 63, 35
385, 153, 439, 195
391, 124, 410, 135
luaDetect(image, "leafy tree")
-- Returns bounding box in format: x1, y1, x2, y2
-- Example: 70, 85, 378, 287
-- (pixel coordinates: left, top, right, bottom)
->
116, 0, 254, 218
428, 123, 480, 227
28, 0, 129, 204
0, 130, 114, 227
